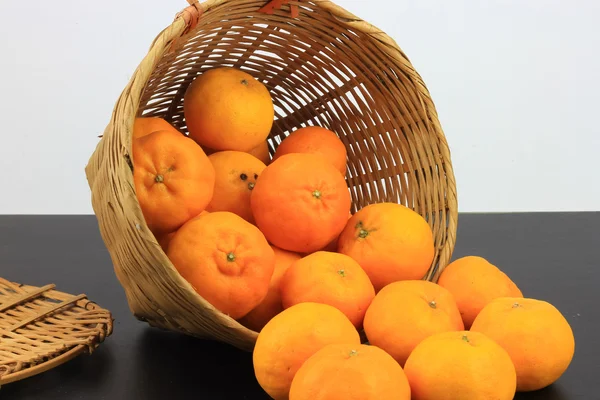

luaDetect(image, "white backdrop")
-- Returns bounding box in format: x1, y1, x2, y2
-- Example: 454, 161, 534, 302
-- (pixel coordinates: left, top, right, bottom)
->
1, 0, 598, 214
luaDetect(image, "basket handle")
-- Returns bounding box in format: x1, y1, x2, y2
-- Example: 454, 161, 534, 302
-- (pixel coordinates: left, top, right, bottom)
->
258, 0, 299, 18
175, 1, 203, 34
177, 0, 301, 30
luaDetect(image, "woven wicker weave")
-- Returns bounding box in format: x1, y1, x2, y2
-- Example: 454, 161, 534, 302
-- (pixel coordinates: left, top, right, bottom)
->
85, 0, 458, 351
0, 278, 113, 385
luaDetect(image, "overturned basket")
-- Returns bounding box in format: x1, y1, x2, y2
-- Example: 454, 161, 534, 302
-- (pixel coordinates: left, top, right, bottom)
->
86, 0, 458, 351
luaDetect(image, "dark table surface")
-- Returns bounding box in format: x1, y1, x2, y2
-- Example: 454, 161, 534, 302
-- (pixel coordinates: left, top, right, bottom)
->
0, 213, 598, 399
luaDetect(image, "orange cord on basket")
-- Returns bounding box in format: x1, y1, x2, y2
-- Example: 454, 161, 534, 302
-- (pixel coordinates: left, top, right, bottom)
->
177, 0, 203, 33
259, 0, 300, 18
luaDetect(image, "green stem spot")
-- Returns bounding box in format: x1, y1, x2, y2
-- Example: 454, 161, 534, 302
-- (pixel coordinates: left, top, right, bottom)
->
512, 302, 521, 308
337, 269, 346, 277
241, 79, 249, 86
349, 350, 358, 357
462, 334, 470, 343
248, 182, 255, 190
429, 300, 437, 309
312, 190, 322, 199
155, 174, 164, 183
358, 229, 369, 239
226, 252, 236, 262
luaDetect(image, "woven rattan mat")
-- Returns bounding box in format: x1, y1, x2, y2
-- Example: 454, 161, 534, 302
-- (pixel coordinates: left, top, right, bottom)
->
0, 278, 113, 385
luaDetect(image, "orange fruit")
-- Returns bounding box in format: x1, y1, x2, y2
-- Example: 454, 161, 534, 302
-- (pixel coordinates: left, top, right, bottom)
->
248, 140, 271, 165
239, 246, 302, 331
184, 67, 274, 152
132, 130, 215, 234
438, 256, 523, 328
167, 211, 275, 319
289, 343, 411, 400
133, 116, 179, 139
471, 297, 575, 392
253, 302, 360, 400
363, 280, 464, 366
154, 210, 209, 253
337, 202, 434, 291
280, 251, 375, 329
273, 126, 347, 175
251, 153, 351, 253
206, 151, 267, 223
404, 331, 517, 400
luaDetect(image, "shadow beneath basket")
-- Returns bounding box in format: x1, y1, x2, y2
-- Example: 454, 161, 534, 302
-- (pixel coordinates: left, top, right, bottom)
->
0, 345, 115, 398
131, 328, 270, 400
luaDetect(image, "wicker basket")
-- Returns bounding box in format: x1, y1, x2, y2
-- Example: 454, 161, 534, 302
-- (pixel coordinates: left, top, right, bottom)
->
0, 278, 113, 385
85, 0, 458, 351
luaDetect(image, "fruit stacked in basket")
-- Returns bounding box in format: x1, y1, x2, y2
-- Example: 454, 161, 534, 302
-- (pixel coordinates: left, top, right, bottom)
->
86, 1, 575, 399
131, 65, 574, 400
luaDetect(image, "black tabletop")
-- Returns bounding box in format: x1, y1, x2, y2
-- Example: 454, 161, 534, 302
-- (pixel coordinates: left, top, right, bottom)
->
0, 213, 598, 399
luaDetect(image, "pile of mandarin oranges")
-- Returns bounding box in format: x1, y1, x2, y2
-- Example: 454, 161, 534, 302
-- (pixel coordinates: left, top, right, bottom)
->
132, 67, 575, 400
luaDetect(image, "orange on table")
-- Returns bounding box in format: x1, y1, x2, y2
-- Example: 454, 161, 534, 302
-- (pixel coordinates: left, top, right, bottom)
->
404, 331, 517, 400
471, 297, 575, 392
206, 151, 267, 223
438, 256, 523, 328
167, 211, 275, 320
337, 202, 435, 291
280, 251, 375, 329
251, 153, 351, 254
363, 280, 464, 366
239, 246, 302, 332
133, 116, 180, 139
253, 302, 360, 400
183, 67, 274, 152
289, 343, 411, 400
273, 126, 347, 175
132, 129, 215, 234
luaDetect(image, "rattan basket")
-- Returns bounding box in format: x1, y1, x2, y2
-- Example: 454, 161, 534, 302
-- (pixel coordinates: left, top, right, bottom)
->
85, 0, 458, 351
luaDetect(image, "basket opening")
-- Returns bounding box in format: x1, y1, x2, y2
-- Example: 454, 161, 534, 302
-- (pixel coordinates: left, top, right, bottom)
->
136, 1, 453, 274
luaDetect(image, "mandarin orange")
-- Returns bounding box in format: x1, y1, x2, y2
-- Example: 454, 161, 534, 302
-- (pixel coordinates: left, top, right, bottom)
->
273, 126, 347, 175
206, 151, 266, 223
404, 331, 517, 400
337, 202, 434, 291
253, 302, 360, 400
280, 251, 375, 329
471, 297, 575, 392
289, 343, 411, 400
363, 280, 464, 366
184, 67, 274, 152
251, 153, 351, 253
438, 256, 523, 328
133, 116, 180, 139
167, 211, 275, 319
132, 129, 215, 234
